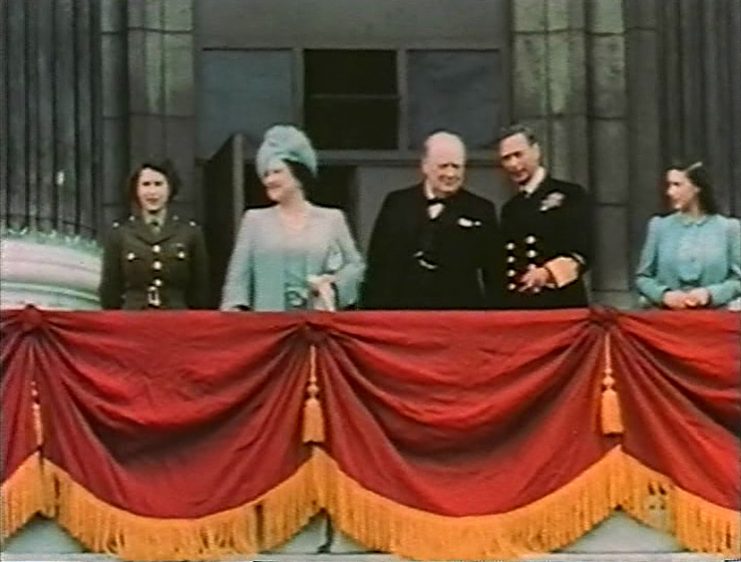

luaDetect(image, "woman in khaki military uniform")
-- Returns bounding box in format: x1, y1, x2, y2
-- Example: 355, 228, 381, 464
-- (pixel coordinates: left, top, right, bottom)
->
98, 161, 209, 309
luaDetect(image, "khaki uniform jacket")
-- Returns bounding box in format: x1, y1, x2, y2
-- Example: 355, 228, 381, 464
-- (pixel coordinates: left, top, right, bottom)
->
99, 214, 210, 309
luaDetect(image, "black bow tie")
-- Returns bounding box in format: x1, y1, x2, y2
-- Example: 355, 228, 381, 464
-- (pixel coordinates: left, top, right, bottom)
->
427, 197, 445, 206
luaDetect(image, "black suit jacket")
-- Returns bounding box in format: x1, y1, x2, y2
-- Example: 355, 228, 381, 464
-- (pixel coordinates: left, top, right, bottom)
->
363, 184, 503, 310
99, 214, 210, 310
500, 176, 592, 309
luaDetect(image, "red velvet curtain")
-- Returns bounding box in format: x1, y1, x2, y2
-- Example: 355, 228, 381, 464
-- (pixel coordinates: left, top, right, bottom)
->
315, 310, 613, 515
1, 307, 738, 560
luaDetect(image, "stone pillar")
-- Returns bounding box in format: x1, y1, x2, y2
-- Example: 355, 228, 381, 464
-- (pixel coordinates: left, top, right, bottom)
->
1, 0, 103, 309
587, 0, 632, 307
125, 0, 197, 219
511, 0, 634, 307
511, 0, 589, 185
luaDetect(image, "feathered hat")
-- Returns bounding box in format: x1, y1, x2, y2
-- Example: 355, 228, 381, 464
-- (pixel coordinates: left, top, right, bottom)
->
255, 125, 318, 178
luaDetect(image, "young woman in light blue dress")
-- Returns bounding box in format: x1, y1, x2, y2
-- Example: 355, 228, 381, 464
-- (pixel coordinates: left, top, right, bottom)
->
220, 125, 365, 311
636, 161, 741, 310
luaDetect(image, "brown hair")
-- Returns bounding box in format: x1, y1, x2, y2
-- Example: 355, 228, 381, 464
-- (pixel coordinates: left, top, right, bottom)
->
126, 160, 181, 206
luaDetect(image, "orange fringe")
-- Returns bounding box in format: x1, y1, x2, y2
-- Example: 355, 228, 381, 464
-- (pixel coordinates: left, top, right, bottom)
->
600, 332, 624, 435
7, 447, 738, 560
618, 452, 740, 555
41, 459, 322, 561
0, 453, 44, 542
313, 448, 739, 560
302, 344, 325, 444
316, 448, 625, 561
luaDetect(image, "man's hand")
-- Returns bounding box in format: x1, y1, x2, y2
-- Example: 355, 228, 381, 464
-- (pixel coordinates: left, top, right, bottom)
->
518, 267, 552, 294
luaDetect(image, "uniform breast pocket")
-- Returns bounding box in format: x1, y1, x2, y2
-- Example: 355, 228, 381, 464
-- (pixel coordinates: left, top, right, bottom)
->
164, 242, 191, 283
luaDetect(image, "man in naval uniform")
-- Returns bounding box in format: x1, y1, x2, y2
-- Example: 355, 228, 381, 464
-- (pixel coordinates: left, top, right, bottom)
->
496, 124, 592, 309
99, 161, 210, 309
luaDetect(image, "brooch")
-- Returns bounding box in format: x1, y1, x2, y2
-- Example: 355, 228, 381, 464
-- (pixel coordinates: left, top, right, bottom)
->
540, 192, 565, 212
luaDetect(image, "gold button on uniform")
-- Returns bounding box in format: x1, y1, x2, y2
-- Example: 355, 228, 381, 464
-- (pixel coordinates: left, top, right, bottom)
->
153, 260, 162, 271
153, 278, 163, 287
508, 283, 517, 291
525, 235, 536, 244
152, 244, 161, 254
507, 256, 515, 263
507, 269, 516, 277
526, 250, 537, 258
506, 242, 515, 250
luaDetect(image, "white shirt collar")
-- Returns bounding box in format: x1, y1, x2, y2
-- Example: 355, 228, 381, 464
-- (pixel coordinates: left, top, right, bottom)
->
520, 166, 547, 196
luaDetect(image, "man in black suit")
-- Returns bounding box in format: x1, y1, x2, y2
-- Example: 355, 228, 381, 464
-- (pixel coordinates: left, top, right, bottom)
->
363, 131, 502, 309
497, 124, 592, 309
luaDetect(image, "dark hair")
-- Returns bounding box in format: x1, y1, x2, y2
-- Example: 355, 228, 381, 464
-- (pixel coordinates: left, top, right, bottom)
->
496, 123, 539, 146
665, 160, 718, 214
283, 159, 317, 196
127, 160, 181, 206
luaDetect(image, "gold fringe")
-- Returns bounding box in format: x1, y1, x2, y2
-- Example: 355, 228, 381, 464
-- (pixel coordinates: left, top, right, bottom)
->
313, 448, 740, 560
619, 452, 740, 555
600, 332, 624, 435
316, 448, 625, 561
42, 459, 322, 561
302, 344, 325, 444
1, 453, 44, 541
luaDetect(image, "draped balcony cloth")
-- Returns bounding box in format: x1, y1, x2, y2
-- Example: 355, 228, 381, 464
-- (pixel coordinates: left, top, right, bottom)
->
1, 307, 738, 561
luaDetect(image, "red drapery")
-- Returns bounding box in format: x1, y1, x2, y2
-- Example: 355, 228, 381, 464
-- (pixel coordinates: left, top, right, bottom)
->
1, 307, 738, 560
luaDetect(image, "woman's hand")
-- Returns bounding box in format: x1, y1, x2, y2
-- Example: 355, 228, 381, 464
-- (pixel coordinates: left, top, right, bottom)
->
684, 288, 710, 308
307, 274, 337, 311
662, 290, 689, 310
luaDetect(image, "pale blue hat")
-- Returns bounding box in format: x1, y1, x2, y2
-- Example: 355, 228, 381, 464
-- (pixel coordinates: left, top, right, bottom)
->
255, 125, 318, 178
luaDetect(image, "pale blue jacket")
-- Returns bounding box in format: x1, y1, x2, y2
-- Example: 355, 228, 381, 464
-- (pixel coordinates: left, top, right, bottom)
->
635, 213, 741, 308
220, 205, 365, 311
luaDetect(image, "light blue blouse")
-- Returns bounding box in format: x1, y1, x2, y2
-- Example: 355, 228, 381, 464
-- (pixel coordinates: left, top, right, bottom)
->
635, 213, 741, 308
220, 204, 365, 311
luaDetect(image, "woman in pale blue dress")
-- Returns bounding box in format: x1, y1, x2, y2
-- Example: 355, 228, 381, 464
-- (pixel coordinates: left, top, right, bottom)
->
220, 125, 365, 311
635, 161, 741, 310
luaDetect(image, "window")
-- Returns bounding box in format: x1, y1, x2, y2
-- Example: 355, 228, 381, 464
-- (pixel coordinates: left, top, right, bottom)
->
304, 50, 398, 150
408, 50, 502, 150
199, 50, 294, 158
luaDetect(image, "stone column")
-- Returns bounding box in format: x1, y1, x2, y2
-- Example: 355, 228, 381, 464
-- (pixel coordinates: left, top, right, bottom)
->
1, 0, 103, 309
511, 0, 634, 307
587, 0, 632, 307
125, 0, 197, 219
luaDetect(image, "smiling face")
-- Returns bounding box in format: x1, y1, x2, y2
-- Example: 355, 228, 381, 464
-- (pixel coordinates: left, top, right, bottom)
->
135, 167, 170, 213
262, 159, 303, 203
421, 134, 466, 198
498, 132, 541, 186
665, 168, 700, 213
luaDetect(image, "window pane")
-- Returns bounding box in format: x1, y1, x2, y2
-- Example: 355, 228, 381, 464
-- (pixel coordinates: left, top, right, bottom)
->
305, 50, 396, 95
199, 50, 293, 158
305, 50, 398, 149
307, 99, 398, 149
408, 50, 502, 150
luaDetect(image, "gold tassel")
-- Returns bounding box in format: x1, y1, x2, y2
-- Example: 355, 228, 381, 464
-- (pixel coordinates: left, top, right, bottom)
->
600, 332, 624, 435
302, 344, 325, 444
31, 380, 44, 448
